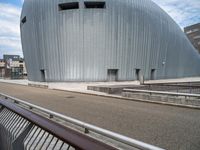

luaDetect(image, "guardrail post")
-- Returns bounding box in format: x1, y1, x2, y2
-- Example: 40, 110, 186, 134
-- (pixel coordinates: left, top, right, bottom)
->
49, 114, 53, 119
13, 100, 19, 104
0, 105, 4, 113
84, 128, 89, 134
12, 123, 34, 150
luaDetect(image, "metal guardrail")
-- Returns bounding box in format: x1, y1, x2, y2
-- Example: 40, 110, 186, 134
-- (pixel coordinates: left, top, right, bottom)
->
0, 93, 165, 150
144, 82, 200, 87
131, 83, 200, 94
123, 89, 200, 98
0, 98, 116, 150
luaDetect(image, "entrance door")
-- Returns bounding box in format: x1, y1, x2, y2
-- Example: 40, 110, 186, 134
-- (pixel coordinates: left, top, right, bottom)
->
107, 69, 118, 81
150, 69, 156, 80
135, 69, 140, 80
40, 69, 45, 82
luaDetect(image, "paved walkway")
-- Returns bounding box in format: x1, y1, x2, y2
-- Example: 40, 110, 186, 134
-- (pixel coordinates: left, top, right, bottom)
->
0, 79, 28, 85
0, 79, 140, 95
1, 77, 200, 95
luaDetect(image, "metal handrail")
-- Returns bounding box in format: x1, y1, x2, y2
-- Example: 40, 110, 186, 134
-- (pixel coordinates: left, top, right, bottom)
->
0, 98, 116, 150
0, 92, 164, 150
144, 81, 200, 86
123, 89, 200, 98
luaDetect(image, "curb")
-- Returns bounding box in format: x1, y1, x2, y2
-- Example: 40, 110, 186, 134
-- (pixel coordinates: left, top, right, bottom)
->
50, 88, 200, 110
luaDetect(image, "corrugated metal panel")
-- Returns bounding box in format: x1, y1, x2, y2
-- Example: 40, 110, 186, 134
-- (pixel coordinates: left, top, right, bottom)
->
20, 0, 200, 82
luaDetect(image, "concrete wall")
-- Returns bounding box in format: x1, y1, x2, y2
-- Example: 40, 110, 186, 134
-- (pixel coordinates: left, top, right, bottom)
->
122, 92, 200, 107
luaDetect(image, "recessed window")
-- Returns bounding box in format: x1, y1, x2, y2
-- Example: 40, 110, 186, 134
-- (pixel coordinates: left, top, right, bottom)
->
58, 2, 79, 11
21, 16, 26, 24
194, 36, 200, 40
84, 1, 106, 8
107, 69, 118, 81
193, 28, 199, 32
186, 30, 192, 34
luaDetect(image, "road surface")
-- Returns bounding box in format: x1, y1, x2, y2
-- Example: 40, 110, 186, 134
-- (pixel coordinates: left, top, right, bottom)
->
0, 82, 200, 150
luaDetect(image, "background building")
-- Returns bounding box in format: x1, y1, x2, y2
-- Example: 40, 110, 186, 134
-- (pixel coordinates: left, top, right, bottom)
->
21, 0, 200, 82
0, 55, 27, 79
0, 59, 5, 78
184, 23, 200, 53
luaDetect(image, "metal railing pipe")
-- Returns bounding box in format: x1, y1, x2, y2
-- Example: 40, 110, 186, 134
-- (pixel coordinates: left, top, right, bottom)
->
123, 89, 200, 98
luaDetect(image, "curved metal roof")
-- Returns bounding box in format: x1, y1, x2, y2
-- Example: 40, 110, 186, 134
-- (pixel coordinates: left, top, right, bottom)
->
20, 0, 200, 82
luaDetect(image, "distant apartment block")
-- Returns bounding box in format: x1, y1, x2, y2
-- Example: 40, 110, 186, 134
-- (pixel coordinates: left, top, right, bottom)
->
0, 55, 27, 79
184, 23, 200, 53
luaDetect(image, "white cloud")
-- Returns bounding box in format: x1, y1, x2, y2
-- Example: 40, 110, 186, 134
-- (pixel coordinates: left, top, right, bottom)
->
152, 0, 200, 28
0, 3, 22, 58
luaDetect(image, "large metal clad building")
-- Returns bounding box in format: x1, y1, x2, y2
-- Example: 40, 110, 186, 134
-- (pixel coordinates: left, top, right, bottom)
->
20, 0, 200, 82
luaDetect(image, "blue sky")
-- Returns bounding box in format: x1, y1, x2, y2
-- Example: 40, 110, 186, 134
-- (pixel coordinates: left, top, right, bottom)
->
0, 0, 200, 58
0, 0, 23, 6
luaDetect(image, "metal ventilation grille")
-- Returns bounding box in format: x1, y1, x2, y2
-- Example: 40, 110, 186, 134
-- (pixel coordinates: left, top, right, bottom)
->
58, 2, 79, 11
84, 1, 106, 8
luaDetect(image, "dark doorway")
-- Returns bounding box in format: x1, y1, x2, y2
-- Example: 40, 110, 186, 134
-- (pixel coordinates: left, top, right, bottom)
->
40, 69, 45, 82
135, 69, 140, 80
150, 69, 156, 80
107, 69, 118, 81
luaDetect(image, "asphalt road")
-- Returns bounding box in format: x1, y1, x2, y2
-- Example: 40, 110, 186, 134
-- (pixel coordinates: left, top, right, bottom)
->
0, 82, 200, 150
